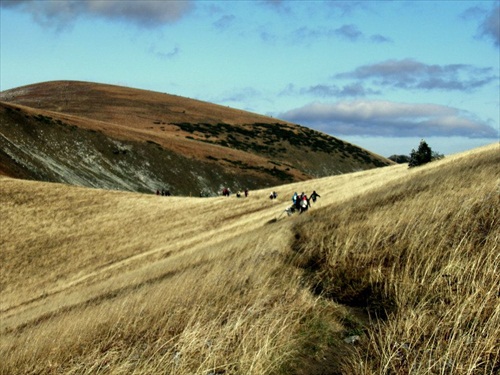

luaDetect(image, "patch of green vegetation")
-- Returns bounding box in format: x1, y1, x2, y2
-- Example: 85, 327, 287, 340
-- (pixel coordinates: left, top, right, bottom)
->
174, 122, 223, 137
220, 157, 294, 181
172, 121, 386, 168
258, 165, 294, 181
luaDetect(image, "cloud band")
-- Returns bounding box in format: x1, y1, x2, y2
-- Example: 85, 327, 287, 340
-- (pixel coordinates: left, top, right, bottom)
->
280, 100, 498, 138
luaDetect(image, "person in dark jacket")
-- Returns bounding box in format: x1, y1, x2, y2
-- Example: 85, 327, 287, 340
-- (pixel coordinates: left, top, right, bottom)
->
310, 190, 321, 203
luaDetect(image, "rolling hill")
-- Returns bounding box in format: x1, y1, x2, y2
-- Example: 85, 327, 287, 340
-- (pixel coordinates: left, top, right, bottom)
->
0, 81, 392, 196
1, 143, 498, 374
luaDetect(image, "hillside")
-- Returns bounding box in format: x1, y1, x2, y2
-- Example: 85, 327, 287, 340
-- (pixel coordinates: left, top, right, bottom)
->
0, 81, 392, 195
1, 143, 498, 374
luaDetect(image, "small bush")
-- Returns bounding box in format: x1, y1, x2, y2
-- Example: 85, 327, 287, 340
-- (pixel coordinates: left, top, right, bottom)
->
408, 139, 432, 167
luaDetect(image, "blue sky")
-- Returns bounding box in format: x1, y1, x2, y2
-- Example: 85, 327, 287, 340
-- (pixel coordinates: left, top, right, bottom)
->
1, 0, 499, 157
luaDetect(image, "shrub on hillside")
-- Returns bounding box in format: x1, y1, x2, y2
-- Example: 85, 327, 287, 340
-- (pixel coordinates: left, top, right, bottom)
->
391, 147, 444, 166
408, 139, 433, 167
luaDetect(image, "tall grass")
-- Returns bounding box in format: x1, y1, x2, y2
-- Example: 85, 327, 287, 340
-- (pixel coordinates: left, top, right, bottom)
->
1, 143, 498, 374
1, 178, 338, 374
0, 218, 317, 374
291, 145, 499, 374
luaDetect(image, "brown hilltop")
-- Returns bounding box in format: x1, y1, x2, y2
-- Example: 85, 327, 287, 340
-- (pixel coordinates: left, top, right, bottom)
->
0, 80, 392, 195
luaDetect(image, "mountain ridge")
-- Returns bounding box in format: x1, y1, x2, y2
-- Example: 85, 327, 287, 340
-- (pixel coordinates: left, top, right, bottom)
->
0, 80, 393, 195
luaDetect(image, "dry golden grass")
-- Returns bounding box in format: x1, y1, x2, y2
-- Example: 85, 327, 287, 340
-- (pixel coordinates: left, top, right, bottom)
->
292, 143, 500, 374
1, 143, 498, 374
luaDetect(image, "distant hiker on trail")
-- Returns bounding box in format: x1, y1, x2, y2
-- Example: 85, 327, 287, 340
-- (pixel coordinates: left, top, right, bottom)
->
310, 190, 321, 203
270, 191, 278, 200
285, 192, 312, 217
299, 194, 310, 214
222, 188, 230, 197
294, 193, 302, 211
244, 188, 248, 197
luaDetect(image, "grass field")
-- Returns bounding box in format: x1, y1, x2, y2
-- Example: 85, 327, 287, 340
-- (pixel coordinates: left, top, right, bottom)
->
1, 143, 498, 374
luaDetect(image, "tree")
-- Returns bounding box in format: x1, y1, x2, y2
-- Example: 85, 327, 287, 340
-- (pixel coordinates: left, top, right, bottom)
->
408, 139, 433, 167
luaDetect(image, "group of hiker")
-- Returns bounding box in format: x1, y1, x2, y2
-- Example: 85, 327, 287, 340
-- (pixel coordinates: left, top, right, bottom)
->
156, 189, 171, 196
269, 189, 321, 215
221, 187, 321, 214
287, 190, 321, 215
154, 186, 320, 215
222, 187, 249, 198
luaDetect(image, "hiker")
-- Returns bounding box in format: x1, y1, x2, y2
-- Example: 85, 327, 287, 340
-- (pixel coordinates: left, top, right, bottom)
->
310, 190, 321, 203
292, 192, 298, 205
299, 194, 310, 214
294, 195, 302, 211
285, 205, 296, 216
244, 188, 248, 197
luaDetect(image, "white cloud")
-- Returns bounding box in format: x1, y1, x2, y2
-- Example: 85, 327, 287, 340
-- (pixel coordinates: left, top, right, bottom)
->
336, 59, 497, 92
1, 0, 195, 29
280, 100, 498, 138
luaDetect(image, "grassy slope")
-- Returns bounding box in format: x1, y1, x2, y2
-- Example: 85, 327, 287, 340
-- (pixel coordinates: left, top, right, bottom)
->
0, 143, 498, 374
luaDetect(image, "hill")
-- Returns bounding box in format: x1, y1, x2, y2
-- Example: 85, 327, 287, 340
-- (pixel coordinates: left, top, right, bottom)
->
1, 143, 498, 374
0, 81, 392, 196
